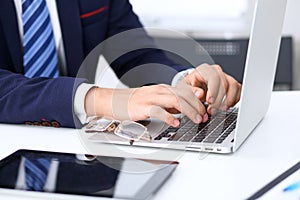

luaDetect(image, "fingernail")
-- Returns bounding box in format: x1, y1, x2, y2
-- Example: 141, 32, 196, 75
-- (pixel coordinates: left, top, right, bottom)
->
195, 114, 202, 123
173, 119, 180, 127
209, 97, 215, 104
222, 105, 229, 111
195, 91, 201, 98
203, 113, 208, 122
211, 108, 217, 115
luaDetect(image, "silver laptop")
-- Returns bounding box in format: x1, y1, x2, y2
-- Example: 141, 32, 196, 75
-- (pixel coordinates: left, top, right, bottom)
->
88, 0, 287, 154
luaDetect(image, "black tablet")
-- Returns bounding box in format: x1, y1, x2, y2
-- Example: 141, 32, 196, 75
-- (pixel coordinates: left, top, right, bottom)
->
0, 149, 178, 200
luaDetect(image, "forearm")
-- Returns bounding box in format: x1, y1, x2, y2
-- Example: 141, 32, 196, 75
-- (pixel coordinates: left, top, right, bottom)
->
81, 68, 195, 120
0, 69, 87, 128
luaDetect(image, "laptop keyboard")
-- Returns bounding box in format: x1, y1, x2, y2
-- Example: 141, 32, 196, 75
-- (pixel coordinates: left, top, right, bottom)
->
154, 108, 238, 144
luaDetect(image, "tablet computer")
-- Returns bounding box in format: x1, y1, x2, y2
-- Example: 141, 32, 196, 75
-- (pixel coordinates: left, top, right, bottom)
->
0, 149, 178, 200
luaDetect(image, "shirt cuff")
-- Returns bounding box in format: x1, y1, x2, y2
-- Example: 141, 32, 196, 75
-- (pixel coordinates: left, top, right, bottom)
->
171, 68, 195, 86
74, 83, 96, 125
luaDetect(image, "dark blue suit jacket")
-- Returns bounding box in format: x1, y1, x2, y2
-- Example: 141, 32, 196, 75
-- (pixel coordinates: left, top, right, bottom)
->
0, 0, 187, 128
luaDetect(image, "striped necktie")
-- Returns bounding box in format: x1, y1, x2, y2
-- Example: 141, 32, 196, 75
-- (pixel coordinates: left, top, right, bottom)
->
22, 0, 59, 78
24, 157, 51, 191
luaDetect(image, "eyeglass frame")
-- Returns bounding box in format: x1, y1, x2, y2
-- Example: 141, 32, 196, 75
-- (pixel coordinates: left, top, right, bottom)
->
84, 118, 152, 144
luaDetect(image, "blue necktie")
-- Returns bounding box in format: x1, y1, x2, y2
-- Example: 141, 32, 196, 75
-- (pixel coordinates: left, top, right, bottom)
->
22, 0, 59, 78
24, 157, 51, 191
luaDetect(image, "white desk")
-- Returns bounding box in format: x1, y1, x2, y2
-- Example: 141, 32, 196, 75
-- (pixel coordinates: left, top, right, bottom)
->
0, 91, 299, 200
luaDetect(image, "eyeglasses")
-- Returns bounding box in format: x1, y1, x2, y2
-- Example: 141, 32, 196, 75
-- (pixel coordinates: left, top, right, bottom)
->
84, 118, 152, 144
114, 120, 152, 142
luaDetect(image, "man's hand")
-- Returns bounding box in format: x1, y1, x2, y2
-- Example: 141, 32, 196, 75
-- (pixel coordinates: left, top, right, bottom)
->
85, 84, 207, 127
183, 63, 241, 115
84, 63, 241, 127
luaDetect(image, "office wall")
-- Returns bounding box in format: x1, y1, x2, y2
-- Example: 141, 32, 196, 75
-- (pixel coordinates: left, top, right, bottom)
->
130, 0, 300, 90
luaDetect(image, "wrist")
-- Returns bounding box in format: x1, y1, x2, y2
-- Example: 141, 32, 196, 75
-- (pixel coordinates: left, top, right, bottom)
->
74, 83, 96, 124
171, 68, 195, 86
85, 87, 114, 118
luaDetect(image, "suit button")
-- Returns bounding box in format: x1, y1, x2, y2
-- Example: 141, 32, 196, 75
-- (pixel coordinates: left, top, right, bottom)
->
24, 121, 33, 125
41, 121, 51, 127
51, 121, 60, 128
33, 121, 41, 126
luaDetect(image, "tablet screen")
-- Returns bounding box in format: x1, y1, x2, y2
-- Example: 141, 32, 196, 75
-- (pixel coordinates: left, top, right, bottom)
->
0, 149, 178, 200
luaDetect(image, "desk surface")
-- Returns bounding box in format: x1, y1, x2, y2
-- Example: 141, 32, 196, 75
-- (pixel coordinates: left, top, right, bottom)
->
0, 91, 299, 200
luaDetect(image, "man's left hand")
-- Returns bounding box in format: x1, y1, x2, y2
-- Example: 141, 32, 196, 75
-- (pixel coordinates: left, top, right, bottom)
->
183, 63, 242, 115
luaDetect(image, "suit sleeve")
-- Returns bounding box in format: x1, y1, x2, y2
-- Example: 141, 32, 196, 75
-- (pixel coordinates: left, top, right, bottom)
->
0, 69, 87, 128
104, 0, 189, 87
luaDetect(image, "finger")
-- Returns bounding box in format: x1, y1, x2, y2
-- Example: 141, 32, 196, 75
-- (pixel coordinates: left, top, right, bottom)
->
236, 83, 242, 102
208, 74, 228, 114
218, 76, 241, 111
206, 65, 223, 104
149, 106, 180, 127
175, 95, 209, 123
175, 82, 207, 116
166, 108, 181, 114
178, 98, 203, 124
152, 93, 203, 124
223, 77, 242, 109
191, 86, 206, 101
146, 84, 206, 123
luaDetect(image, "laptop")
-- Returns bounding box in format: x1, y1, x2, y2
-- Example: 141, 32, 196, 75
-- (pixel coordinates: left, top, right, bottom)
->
88, 0, 287, 154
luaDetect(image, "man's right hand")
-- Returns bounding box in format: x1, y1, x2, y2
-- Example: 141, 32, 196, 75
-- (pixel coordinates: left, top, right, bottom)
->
84, 84, 209, 127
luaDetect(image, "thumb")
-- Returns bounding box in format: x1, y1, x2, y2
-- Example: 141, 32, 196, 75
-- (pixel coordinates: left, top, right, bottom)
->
191, 86, 206, 101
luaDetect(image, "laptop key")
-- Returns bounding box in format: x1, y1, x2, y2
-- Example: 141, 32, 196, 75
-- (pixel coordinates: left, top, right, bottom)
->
192, 136, 205, 142
179, 133, 196, 142
216, 139, 223, 144
160, 107, 239, 143
204, 137, 218, 143
168, 130, 186, 141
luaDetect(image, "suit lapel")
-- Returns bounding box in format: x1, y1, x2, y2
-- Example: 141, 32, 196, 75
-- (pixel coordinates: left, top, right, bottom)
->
0, 0, 23, 73
56, 0, 84, 77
